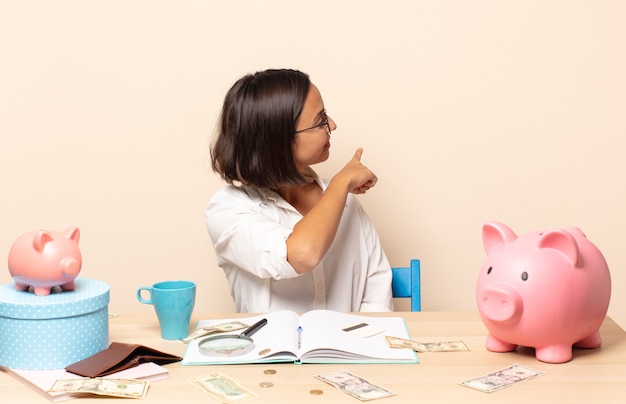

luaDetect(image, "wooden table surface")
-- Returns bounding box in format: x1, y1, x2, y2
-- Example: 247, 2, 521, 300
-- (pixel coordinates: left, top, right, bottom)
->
2, 311, 625, 403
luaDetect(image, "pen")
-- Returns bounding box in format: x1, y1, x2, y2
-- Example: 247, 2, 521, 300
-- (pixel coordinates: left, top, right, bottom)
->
297, 326, 303, 349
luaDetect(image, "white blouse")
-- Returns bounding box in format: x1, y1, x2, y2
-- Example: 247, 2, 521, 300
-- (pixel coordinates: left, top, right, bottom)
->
205, 179, 393, 313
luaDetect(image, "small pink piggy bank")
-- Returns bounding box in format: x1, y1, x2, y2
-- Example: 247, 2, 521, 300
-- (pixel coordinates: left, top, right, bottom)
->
7, 227, 82, 296
477, 221, 611, 363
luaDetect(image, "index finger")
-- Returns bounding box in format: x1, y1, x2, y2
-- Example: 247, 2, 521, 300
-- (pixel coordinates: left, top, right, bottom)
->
353, 147, 364, 162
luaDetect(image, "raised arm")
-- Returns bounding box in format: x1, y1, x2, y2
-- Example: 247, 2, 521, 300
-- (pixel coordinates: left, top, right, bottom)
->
287, 148, 378, 274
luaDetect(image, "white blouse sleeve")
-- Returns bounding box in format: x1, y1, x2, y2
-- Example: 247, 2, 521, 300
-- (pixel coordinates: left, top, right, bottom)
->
205, 186, 300, 280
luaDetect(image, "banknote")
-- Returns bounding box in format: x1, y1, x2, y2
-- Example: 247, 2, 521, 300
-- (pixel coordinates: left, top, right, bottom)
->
187, 372, 258, 402
417, 341, 470, 352
49, 378, 149, 398
385, 336, 470, 352
315, 370, 395, 401
181, 321, 249, 343
459, 364, 545, 393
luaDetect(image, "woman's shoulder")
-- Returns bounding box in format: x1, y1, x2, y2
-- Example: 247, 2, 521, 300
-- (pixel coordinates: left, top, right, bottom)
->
206, 186, 260, 222
210, 184, 262, 202
208, 184, 281, 210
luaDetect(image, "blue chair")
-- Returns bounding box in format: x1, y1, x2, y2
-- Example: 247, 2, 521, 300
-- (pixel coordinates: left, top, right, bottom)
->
391, 259, 421, 312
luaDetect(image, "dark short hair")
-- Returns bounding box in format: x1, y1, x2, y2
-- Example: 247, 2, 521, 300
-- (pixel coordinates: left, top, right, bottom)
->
210, 69, 311, 188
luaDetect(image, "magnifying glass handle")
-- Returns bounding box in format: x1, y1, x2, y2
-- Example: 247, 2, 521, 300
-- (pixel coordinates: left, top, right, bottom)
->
243, 318, 268, 337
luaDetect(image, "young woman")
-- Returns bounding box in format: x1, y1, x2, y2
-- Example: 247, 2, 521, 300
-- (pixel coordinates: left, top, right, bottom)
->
206, 69, 393, 313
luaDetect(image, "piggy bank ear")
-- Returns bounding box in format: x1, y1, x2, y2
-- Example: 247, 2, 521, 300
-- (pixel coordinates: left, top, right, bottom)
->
563, 226, 586, 239
63, 227, 81, 243
537, 229, 581, 267
32, 231, 54, 252
483, 221, 517, 254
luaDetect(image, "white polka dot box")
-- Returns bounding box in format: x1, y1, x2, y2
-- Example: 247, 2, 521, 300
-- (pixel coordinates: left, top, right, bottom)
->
0, 278, 109, 370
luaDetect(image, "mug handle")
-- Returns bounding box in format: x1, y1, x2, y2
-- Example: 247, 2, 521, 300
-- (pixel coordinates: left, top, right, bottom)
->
136, 287, 153, 304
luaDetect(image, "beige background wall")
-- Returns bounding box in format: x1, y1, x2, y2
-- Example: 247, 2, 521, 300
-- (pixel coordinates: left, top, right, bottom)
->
1, 1, 624, 328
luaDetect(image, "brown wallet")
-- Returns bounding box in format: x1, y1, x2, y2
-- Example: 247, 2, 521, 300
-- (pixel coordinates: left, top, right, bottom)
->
65, 342, 182, 377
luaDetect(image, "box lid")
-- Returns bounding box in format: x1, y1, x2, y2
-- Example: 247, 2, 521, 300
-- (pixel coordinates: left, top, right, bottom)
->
0, 278, 109, 320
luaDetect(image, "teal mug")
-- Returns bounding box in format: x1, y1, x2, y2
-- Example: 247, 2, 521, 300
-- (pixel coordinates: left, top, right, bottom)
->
137, 280, 196, 340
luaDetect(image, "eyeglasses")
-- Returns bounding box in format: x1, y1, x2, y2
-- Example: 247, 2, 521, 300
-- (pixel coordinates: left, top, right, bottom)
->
295, 109, 331, 134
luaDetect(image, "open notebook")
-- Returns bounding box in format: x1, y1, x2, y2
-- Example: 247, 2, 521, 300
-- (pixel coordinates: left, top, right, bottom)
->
182, 310, 418, 365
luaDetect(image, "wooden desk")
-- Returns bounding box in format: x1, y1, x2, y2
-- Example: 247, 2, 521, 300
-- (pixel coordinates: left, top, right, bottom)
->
2, 312, 625, 403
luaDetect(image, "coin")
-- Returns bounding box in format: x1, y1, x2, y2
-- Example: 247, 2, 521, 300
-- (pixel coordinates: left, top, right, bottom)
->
259, 381, 274, 388
263, 369, 277, 375
309, 389, 324, 395
258, 348, 271, 356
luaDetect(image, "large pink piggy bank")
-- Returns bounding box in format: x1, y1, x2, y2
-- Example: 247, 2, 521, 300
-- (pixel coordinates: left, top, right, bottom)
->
477, 221, 611, 363
7, 227, 82, 296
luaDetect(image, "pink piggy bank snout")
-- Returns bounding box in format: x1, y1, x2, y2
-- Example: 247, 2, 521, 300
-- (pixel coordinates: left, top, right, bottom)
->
60, 256, 81, 276
477, 283, 523, 323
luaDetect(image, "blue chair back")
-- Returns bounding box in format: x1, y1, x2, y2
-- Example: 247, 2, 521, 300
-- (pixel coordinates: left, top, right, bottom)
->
391, 259, 421, 311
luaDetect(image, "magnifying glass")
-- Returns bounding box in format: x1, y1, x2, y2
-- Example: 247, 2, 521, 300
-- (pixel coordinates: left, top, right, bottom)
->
198, 318, 268, 357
